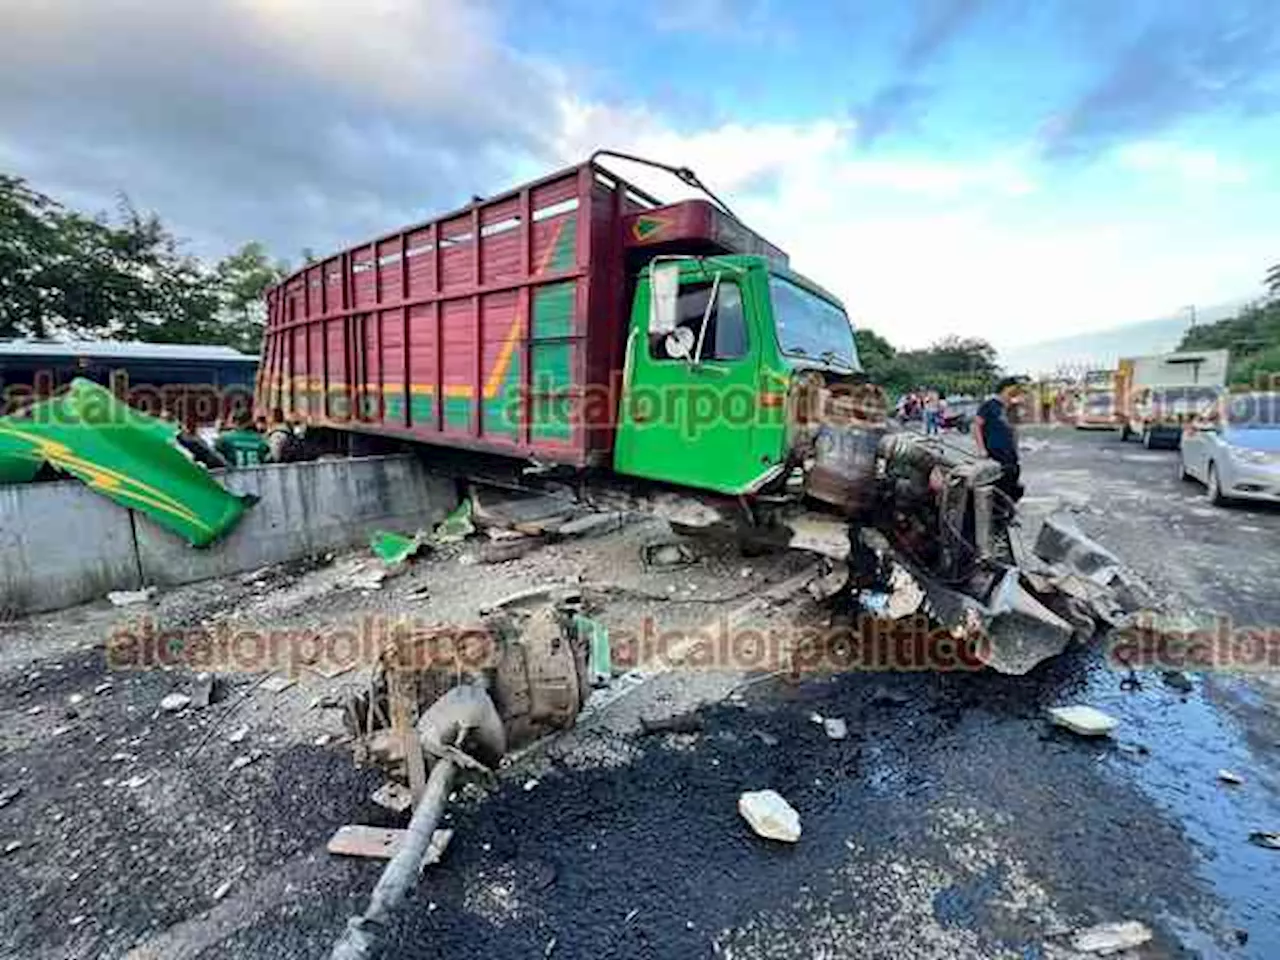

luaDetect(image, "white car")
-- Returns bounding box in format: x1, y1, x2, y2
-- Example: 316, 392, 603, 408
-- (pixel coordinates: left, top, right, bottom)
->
1179, 393, 1280, 505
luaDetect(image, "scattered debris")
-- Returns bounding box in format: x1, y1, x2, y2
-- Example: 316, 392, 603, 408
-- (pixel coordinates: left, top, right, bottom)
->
192, 672, 220, 709
228, 749, 264, 773
93, 682, 113, 695
343, 564, 389, 592
314, 733, 335, 747
641, 541, 698, 567
575, 614, 611, 687
227, 725, 249, 744
556, 512, 623, 539
328, 825, 405, 859
421, 828, 453, 869
67, 692, 85, 707
738, 789, 801, 843
808, 712, 824, 725
1247, 831, 1280, 850
106, 587, 157, 607
1218, 769, 1244, 785
212, 878, 235, 902
870, 686, 910, 707
121, 774, 149, 789
1048, 705, 1119, 737
260, 675, 296, 694
159, 693, 191, 713
433, 498, 476, 543
371, 782, 414, 815
751, 730, 779, 747
0, 787, 21, 809
3, 840, 22, 855
823, 717, 849, 740
523, 778, 539, 792
370, 529, 430, 566
478, 535, 547, 564
1069, 919, 1153, 955
639, 713, 704, 736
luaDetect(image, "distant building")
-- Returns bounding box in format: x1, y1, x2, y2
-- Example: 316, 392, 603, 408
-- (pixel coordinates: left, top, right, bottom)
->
0, 340, 259, 423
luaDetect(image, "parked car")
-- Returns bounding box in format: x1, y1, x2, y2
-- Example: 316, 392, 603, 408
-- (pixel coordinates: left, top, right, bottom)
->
1179, 393, 1280, 505
941, 396, 978, 432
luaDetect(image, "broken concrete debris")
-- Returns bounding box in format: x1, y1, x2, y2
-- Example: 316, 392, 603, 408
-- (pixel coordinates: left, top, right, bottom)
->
228, 749, 264, 773
371, 782, 414, 815
0, 787, 21, 809
192, 672, 220, 708
1048, 705, 1119, 737
738, 790, 801, 843
641, 541, 698, 567
227, 725, 249, 744
823, 717, 849, 740
1068, 919, 1153, 955
159, 693, 191, 713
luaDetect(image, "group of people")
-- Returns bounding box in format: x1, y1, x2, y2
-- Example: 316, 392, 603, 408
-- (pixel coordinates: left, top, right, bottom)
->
896, 389, 948, 435
165, 407, 303, 470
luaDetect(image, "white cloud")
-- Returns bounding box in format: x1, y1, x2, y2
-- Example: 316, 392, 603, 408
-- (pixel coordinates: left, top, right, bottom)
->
1113, 141, 1250, 185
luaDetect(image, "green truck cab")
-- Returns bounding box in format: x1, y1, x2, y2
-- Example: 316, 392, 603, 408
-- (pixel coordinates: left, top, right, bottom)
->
615, 255, 867, 497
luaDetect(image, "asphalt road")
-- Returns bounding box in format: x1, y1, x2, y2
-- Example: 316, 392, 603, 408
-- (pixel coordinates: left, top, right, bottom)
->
2, 426, 1278, 959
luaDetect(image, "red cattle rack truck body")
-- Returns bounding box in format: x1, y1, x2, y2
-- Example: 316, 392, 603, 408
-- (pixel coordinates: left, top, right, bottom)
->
257, 158, 788, 468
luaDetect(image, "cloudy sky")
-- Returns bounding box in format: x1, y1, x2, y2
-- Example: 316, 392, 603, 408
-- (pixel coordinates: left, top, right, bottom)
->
2, 0, 1278, 350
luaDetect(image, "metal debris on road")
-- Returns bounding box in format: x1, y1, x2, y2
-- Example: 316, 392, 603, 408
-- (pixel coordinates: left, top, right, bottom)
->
738, 789, 801, 843
1069, 919, 1153, 955
1048, 705, 1119, 737
1218, 769, 1244, 785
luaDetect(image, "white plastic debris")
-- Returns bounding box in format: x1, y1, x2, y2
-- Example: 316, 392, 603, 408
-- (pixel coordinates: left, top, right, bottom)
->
738, 790, 801, 843
1218, 769, 1243, 785
159, 693, 191, 713
107, 587, 156, 607
1048, 705, 1119, 737
1070, 920, 1153, 955
822, 718, 848, 741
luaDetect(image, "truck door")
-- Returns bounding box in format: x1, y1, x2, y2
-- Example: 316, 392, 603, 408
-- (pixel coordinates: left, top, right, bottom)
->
614, 267, 764, 493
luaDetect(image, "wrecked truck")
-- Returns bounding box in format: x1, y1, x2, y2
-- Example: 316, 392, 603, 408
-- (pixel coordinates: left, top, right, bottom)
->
257, 151, 1131, 674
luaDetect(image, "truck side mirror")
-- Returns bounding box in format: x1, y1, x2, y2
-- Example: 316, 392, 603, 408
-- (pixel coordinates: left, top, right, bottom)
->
649, 261, 679, 336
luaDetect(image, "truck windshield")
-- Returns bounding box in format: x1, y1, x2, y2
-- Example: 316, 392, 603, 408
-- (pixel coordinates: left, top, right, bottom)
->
769, 275, 859, 370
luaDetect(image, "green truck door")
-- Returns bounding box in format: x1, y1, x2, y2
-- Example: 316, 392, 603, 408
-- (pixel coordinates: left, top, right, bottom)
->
614, 272, 766, 493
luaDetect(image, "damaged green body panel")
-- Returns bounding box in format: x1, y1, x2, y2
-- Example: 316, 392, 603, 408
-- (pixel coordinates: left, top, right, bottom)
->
0, 378, 254, 547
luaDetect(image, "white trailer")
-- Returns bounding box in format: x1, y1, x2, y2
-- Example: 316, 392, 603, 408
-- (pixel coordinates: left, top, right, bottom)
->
1117, 349, 1229, 448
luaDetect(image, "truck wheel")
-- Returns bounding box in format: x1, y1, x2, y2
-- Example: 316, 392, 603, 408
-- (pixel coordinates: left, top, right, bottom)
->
1207, 463, 1229, 506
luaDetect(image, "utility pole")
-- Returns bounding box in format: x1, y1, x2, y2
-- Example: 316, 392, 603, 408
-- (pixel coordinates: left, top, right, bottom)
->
1183, 304, 1197, 328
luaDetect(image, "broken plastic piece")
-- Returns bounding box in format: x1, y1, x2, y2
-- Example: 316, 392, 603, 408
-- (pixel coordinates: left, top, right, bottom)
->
0, 379, 254, 546
370, 530, 428, 566
433, 498, 475, 543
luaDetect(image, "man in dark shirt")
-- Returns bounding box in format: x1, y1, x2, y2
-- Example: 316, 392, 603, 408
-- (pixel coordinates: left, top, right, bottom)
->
974, 377, 1025, 517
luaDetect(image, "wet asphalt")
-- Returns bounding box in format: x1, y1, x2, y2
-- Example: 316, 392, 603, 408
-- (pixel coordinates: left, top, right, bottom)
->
2, 426, 1279, 959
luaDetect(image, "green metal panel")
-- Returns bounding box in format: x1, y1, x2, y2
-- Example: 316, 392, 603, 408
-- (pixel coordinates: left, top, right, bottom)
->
0, 379, 253, 547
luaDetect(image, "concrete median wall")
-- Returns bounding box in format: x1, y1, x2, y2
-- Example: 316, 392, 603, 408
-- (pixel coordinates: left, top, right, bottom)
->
0, 455, 456, 616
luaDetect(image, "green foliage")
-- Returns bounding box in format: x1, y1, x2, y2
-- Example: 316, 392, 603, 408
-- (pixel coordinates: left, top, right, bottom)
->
1178, 297, 1280, 388
856, 328, 1000, 396
0, 174, 282, 352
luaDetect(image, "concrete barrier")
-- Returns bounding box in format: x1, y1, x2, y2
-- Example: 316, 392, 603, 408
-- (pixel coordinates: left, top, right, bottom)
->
0, 455, 456, 615
0, 481, 143, 615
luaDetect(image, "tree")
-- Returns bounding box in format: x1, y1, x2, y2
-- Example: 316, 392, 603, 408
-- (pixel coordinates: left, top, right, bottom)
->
0, 173, 284, 353
213, 242, 289, 353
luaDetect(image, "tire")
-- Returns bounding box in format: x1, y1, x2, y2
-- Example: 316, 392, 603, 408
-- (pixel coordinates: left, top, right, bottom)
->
1207, 462, 1229, 506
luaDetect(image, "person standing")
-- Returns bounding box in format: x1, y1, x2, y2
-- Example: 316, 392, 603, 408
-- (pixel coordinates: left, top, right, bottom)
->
215, 410, 271, 468
923, 390, 941, 435
974, 377, 1025, 516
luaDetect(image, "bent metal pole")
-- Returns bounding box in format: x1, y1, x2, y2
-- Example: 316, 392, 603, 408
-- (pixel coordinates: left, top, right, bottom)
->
329, 756, 457, 960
